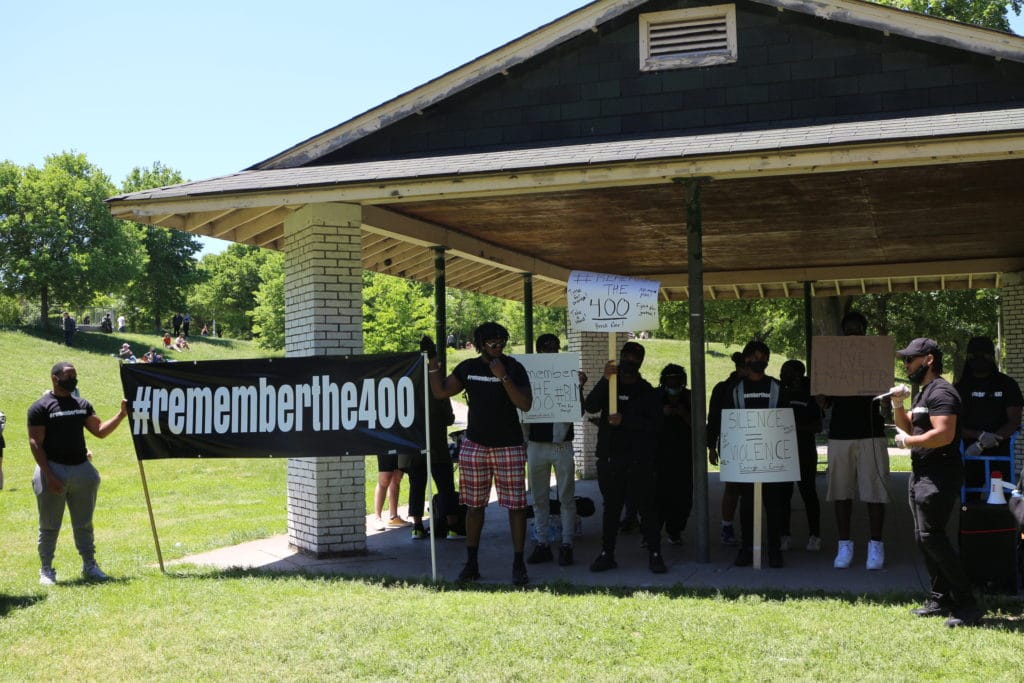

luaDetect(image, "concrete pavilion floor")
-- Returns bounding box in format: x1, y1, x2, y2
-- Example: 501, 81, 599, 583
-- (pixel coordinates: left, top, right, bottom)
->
172, 467, 960, 598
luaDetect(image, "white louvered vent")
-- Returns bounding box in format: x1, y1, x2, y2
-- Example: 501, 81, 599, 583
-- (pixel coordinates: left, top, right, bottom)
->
640, 5, 737, 71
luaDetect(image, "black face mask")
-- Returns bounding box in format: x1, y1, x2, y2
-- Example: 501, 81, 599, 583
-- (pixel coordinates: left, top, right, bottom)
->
746, 360, 768, 374
966, 358, 995, 376
57, 377, 78, 392
907, 363, 928, 384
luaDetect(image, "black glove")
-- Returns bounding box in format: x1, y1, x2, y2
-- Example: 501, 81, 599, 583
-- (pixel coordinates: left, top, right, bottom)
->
419, 335, 437, 359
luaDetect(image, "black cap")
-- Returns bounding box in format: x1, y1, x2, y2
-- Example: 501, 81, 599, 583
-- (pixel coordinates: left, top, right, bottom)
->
966, 337, 995, 355
896, 338, 941, 357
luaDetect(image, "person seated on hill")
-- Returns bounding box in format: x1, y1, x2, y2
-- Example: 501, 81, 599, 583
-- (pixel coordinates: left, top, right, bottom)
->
141, 347, 157, 363
162, 331, 173, 349
200, 324, 209, 336
117, 343, 136, 362
174, 335, 191, 351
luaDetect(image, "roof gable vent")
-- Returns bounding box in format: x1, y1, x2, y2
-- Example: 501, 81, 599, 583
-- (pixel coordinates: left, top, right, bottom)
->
640, 4, 737, 71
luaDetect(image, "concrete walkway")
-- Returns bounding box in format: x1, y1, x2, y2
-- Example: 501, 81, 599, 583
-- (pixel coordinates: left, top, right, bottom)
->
174, 470, 944, 597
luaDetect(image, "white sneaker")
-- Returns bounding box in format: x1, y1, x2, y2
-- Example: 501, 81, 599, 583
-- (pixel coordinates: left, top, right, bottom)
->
834, 540, 854, 569
866, 540, 885, 570
372, 516, 387, 531
82, 562, 110, 581
806, 535, 822, 551
39, 566, 57, 586
779, 535, 791, 551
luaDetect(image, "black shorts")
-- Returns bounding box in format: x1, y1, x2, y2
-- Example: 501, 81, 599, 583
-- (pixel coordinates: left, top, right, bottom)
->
376, 453, 400, 472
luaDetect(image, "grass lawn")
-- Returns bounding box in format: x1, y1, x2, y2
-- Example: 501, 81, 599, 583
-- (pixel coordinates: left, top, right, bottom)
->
1, 328, 1020, 680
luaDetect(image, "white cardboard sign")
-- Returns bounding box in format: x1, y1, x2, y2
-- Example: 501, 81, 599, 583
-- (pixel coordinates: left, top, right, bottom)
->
719, 408, 800, 483
511, 352, 582, 424
567, 270, 660, 332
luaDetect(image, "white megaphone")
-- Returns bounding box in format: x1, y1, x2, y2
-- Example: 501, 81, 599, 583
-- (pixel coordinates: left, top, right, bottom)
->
986, 471, 1017, 505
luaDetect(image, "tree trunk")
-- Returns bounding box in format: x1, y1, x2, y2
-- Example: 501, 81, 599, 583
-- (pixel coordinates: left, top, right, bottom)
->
41, 284, 49, 330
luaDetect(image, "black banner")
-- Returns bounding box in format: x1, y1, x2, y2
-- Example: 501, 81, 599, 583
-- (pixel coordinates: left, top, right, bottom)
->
119, 352, 426, 460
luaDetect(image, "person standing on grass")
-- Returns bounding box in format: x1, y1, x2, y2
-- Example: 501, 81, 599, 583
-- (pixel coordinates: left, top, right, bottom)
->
62, 311, 76, 346
428, 322, 532, 586
892, 338, 983, 628
0, 409, 6, 491
585, 352, 666, 574
525, 334, 586, 567
28, 361, 128, 585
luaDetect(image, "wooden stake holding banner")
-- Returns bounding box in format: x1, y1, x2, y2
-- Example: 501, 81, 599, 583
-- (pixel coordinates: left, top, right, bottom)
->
718, 408, 800, 570
566, 271, 660, 415
136, 459, 165, 573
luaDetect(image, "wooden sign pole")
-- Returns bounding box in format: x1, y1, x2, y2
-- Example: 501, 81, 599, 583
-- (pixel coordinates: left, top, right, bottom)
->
607, 335, 617, 414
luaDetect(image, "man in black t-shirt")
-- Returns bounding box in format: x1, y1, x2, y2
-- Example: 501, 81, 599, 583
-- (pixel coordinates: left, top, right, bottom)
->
822, 311, 889, 571
893, 338, 981, 628
28, 361, 128, 585
955, 336, 1022, 499
428, 322, 533, 586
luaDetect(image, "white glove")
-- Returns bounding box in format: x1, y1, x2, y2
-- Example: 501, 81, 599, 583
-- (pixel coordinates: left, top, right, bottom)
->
888, 384, 910, 402
978, 431, 1002, 450
894, 429, 910, 449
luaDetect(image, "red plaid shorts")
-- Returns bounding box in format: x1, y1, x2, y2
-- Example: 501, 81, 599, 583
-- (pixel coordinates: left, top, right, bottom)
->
458, 438, 527, 509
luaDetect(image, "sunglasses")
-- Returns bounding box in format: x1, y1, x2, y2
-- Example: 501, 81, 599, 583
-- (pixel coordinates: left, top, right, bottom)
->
483, 340, 506, 350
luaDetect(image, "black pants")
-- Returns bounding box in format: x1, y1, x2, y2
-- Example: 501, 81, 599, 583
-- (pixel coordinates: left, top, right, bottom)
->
656, 457, 693, 536
597, 456, 660, 553
908, 466, 976, 607
406, 454, 457, 521
738, 481, 789, 551
781, 448, 821, 537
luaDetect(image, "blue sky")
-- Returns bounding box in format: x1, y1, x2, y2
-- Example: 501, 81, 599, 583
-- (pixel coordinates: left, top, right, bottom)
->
3, 1, 1021, 254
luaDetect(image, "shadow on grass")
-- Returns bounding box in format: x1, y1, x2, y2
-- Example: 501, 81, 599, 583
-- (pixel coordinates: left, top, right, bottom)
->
165, 565, 1024, 630
19, 325, 245, 358
0, 594, 45, 617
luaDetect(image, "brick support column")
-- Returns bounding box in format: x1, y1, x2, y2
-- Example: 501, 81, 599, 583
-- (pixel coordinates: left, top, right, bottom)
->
568, 330, 625, 479
999, 271, 1024, 479
284, 203, 366, 557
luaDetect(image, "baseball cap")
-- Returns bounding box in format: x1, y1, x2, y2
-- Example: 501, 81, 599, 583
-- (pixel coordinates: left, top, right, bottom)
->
896, 338, 941, 357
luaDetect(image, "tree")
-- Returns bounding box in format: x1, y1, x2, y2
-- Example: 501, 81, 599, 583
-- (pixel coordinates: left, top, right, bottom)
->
0, 152, 140, 327
249, 252, 285, 350
120, 163, 203, 330
874, 0, 1021, 31
188, 244, 275, 338
362, 271, 434, 353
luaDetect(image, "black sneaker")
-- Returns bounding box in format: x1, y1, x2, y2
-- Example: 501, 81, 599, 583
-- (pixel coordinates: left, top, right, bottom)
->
911, 599, 952, 618
512, 562, 529, 586
590, 550, 617, 572
457, 561, 481, 583
667, 532, 683, 546
733, 547, 753, 567
558, 544, 574, 566
768, 548, 784, 568
649, 552, 667, 574
527, 543, 553, 564
945, 605, 984, 628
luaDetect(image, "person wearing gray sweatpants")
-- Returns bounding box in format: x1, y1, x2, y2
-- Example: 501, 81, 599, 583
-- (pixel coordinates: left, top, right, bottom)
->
28, 361, 128, 585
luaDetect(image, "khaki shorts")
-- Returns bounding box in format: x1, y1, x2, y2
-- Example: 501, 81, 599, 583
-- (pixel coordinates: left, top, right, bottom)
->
826, 437, 890, 503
